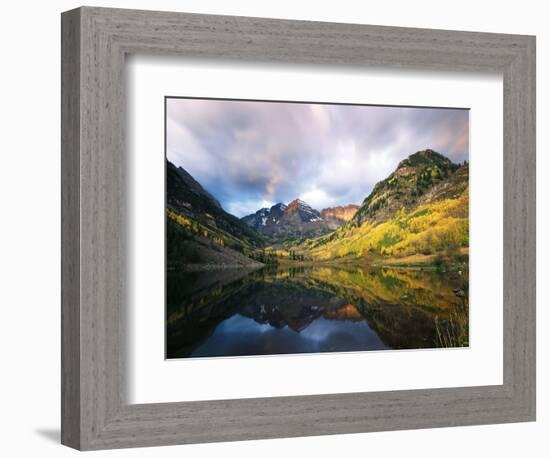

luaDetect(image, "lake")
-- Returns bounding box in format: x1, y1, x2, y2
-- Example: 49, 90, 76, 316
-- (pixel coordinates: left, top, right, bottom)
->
166, 264, 468, 359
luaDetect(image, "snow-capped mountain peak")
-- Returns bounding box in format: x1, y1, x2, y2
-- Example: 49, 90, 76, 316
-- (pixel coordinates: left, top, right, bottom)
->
241, 198, 357, 239
287, 199, 323, 222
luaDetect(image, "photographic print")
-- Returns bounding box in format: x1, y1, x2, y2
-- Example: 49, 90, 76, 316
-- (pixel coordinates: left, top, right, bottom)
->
165, 98, 469, 359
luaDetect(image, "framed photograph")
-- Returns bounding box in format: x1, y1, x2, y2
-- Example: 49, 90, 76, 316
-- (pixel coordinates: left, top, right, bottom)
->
61, 6, 536, 450
164, 97, 471, 359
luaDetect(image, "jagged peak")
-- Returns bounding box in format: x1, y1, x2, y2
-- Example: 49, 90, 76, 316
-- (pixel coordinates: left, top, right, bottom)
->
288, 198, 312, 208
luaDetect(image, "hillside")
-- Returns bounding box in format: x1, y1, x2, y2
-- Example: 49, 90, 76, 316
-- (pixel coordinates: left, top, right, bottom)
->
350, 149, 466, 226
166, 160, 265, 268
306, 150, 469, 263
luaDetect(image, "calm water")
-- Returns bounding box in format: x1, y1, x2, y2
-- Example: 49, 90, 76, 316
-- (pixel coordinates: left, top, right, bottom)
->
166, 265, 468, 359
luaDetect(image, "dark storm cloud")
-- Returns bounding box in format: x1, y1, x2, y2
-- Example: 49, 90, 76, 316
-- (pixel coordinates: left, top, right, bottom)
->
166, 98, 469, 217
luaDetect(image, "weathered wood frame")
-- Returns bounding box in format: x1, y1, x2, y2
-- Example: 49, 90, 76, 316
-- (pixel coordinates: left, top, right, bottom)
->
61, 6, 536, 450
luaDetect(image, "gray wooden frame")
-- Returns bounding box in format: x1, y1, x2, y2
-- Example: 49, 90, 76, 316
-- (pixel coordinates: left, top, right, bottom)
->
61, 6, 536, 451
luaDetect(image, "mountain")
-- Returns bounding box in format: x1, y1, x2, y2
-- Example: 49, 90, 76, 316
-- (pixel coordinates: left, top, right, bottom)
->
166, 160, 264, 268
350, 149, 465, 227
242, 199, 358, 242
307, 150, 469, 262
241, 203, 287, 229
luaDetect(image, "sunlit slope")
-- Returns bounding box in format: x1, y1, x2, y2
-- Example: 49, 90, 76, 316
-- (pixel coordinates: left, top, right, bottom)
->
306, 150, 469, 261
307, 191, 468, 260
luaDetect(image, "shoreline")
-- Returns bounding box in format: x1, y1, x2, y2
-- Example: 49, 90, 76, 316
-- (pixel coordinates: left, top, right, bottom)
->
167, 262, 264, 272
170, 250, 469, 272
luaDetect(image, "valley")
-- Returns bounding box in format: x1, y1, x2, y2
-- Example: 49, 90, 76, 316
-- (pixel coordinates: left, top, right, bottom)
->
166, 149, 469, 271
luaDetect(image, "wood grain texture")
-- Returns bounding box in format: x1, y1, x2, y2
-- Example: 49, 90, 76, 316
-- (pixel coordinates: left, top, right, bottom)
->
60, 7, 81, 449
61, 6, 536, 450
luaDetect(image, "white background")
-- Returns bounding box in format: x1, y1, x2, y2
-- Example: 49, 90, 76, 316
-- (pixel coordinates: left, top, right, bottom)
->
0, 1, 546, 457
129, 58, 503, 403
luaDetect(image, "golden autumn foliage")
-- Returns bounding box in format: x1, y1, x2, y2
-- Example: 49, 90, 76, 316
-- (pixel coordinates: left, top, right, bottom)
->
167, 209, 251, 252
308, 190, 469, 260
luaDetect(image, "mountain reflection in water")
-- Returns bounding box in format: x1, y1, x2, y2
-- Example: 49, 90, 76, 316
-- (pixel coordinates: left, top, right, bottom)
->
166, 265, 468, 359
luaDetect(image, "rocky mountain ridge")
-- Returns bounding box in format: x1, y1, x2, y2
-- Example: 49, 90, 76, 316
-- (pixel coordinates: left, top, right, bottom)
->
242, 199, 359, 242
320, 204, 360, 223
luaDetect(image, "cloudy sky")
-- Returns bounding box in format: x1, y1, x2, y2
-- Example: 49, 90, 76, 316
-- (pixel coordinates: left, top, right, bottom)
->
166, 98, 469, 217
